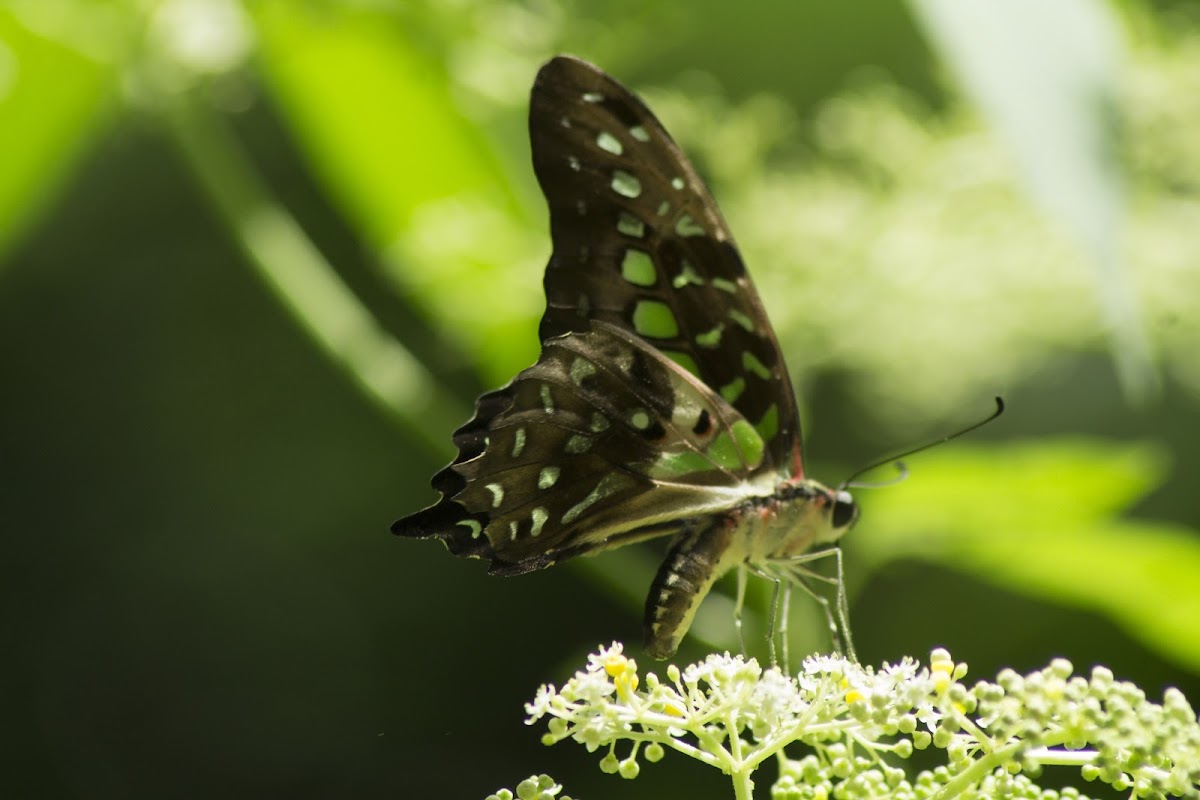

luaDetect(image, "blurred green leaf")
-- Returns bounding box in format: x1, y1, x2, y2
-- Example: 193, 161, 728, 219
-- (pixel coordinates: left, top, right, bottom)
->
250, 3, 545, 382
858, 439, 1200, 672
252, 3, 517, 237
161, 92, 466, 454
0, 7, 119, 261
911, 0, 1155, 399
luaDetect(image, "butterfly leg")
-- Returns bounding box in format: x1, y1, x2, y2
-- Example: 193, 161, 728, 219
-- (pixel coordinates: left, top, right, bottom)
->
832, 547, 856, 663
745, 562, 785, 667
793, 548, 855, 662
765, 574, 783, 667
777, 547, 857, 662
781, 566, 839, 659
734, 565, 749, 657
779, 581, 792, 673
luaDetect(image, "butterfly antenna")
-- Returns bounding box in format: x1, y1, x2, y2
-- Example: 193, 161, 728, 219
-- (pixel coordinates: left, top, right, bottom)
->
843, 461, 909, 490
839, 397, 1005, 490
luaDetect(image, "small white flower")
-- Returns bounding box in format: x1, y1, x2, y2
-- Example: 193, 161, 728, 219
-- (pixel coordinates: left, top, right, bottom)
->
525, 683, 557, 722
562, 667, 616, 705
574, 714, 614, 752
585, 641, 625, 673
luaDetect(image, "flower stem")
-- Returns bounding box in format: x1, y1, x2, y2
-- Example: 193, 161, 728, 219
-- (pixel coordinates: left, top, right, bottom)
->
930, 740, 1024, 800
730, 768, 755, 800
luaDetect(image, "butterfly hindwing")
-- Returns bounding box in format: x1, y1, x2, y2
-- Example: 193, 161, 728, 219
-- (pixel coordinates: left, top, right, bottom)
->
395, 321, 772, 574
529, 55, 804, 478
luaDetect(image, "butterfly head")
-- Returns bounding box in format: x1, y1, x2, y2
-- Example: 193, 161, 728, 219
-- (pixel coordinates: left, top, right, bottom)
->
809, 484, 858, 546
764, 479, 858, 559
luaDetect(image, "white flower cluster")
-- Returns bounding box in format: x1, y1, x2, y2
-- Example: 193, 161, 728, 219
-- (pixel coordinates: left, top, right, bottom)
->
521, 644, 1200, 800
483, 774, 571, 800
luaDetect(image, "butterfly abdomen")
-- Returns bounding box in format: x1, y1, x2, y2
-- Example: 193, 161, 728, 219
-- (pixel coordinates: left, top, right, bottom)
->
643, 516, 745, 659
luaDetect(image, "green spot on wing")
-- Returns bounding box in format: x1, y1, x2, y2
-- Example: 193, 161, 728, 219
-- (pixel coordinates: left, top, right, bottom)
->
734, 419, 765, 468
621, 249, 656, 287
596, 131, 623, 155
570, 356, 596, 385
672, 260, 704, 289
562, 473, 632, 524
538, 466, 560, 489
565, 434, 592, 454
649, 450, 715, 479
728, 309, 755, 332
675, 214, 704, 237
456, 519, 483, 539
695, 324, 724, 348
530, 507, 548, 537
756, 403, 779, 444
664, 350, 701, 378
742, 351, 772, 380
708, 419, 765, 470
617, 213, 645, 238
632, 301, 679, 339
612, 170, 642, 198
720, 377, 746, 404
649, 418, 764, 478
712, 277, 738, 294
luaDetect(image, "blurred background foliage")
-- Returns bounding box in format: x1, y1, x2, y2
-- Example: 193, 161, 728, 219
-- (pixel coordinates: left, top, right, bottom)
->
2, 0, 1198, 797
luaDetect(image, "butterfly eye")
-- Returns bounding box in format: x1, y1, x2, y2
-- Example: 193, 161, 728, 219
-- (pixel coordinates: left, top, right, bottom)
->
830, 491, 858, 530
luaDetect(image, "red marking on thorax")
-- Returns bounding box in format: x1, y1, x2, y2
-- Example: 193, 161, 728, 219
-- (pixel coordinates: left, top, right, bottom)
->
788, 443, 804, 482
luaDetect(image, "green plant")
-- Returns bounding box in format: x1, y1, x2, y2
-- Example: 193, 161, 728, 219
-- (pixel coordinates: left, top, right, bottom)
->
498, 643, 1200, 800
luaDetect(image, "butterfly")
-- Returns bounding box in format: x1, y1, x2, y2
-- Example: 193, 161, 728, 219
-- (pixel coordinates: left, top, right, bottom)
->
394, 55, 859, 660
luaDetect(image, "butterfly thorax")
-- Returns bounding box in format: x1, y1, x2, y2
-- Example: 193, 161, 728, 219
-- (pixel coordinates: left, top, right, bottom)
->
642, 478, 856, 659
744, 479, 857, 562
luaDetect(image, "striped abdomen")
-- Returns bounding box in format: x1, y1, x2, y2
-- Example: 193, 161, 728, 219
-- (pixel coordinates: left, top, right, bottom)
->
643, 517, 743, 659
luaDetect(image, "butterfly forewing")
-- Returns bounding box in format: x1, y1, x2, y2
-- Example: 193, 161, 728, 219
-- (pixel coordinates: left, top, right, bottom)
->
529, 56, 804, 478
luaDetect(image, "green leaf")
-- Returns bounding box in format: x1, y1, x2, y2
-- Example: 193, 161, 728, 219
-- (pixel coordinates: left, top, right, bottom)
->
911, 0, 1155, 399
249, 3, 542, 383
857, 439, 1200, 672
0, 8, 119, 261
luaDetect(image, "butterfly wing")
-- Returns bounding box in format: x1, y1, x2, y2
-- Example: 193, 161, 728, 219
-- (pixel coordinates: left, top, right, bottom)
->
395, 55, 805, 574
530, 55, 804, 479
394, 321, 773, 574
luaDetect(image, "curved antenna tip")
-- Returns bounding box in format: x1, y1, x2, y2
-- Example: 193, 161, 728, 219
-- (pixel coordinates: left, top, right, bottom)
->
840, 396, 1007, 490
